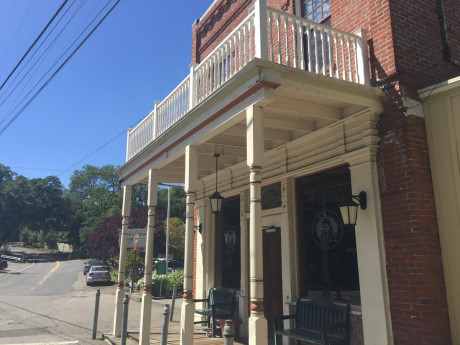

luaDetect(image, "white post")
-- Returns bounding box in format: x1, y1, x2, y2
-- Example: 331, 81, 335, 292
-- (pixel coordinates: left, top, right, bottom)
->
189, 63, 198, 110
254, 0, 268, 60
347, 151, 393, 345
113, 185, 132, 337
139, 169, 159, 345
166, 185, 171, 272
153, 101, 160, 139
181, 145, 198, 345
246, 105, 268, 345
355, 28, 370, 86
126, 129, 132, 162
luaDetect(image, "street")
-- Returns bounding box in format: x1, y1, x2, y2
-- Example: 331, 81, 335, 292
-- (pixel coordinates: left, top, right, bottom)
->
0, 248, 181, 345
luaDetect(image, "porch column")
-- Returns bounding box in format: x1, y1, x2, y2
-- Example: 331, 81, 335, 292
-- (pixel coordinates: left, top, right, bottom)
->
139, 169, 159, 345
181, 145, 198, 345
246, 106, 268, 345
347, 149, 393, 345
113, 185, 132, 337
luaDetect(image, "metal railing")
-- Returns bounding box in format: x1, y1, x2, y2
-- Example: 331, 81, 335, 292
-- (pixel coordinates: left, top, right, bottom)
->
125, 0, 370, 161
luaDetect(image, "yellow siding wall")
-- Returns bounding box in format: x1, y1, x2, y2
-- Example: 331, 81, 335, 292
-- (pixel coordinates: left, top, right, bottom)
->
424, 87, 460, 345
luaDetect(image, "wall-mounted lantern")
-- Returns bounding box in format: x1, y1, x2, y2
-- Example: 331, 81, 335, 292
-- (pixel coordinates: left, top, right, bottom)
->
209, 153, 224, 214
339, 191, 367, 225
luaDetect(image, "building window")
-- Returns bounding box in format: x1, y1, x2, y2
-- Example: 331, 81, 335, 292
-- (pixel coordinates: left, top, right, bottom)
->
296, 167, 361, 305
215, 196, 240, 289
303, 0, 331, 23
262, 183, 282, 210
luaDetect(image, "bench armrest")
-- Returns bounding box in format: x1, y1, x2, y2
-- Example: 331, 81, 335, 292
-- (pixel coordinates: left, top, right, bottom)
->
192, 298, 208, 303
273, 314, 296, 331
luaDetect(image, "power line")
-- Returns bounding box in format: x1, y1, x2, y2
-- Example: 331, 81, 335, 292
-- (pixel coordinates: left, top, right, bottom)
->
0, 0, 121, 136
0, 0, 82, 116
0, 0, 70, 93
57, 116, 145, 177
0, 0, 35, 69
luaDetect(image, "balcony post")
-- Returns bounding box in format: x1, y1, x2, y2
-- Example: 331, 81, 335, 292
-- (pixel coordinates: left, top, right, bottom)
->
246, 105, 268, 345
355, 28, 370, 86
153, 101, 160, 139
113, 185, 132, 337
189, 63, 198, 110
126, 128, 132, 162
181, 145, 198, 345
139, 169, 158, 345
254, 0, 268, 60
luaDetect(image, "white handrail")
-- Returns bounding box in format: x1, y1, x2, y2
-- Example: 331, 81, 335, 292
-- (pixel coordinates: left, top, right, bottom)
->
126, 2, 370, 161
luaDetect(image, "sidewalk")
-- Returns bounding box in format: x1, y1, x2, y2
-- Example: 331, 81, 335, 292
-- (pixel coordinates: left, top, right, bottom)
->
104, 292, 242, 345
104, 325, 234, 345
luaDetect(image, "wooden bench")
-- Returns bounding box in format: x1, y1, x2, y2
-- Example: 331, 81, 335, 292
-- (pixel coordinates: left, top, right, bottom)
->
273, 299, 350, 345
193, 288, 236, 337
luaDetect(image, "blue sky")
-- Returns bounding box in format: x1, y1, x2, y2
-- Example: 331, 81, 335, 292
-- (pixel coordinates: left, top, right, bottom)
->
0, 0, 212, 188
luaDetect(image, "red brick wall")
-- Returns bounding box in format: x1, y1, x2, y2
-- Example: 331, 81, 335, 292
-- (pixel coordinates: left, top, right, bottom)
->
443, 0, 460, 65
189, 1, 457, 344
331, 0, 459, 87
388, 0, 460, 88
327, 1, 455, 343
331, 0, 397, 82
377, 82, 451, 345
192, 0, 295, 63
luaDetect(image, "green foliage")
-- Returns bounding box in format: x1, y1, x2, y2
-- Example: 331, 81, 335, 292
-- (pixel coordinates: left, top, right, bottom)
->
0, 164, 73, 249
163, 269, 184, 293
168, 217, 185, 261
157, 187, 186, 222
125, 250, 145, 271
135, 270, 184, 295
69, 165, 122, 244
0, 163, 186, 258
19, 228, 38, 245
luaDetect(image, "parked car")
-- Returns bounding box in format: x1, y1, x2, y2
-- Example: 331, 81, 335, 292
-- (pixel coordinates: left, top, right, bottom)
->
83, 260, 103, 275
0, 260, 7, 269
86, 265, 111, 286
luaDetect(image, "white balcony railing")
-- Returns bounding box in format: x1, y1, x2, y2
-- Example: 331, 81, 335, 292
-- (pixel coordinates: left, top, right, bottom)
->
126, 0, 370, 161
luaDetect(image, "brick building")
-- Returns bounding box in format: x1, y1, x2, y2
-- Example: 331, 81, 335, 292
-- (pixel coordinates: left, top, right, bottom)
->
113, 0, 460, 344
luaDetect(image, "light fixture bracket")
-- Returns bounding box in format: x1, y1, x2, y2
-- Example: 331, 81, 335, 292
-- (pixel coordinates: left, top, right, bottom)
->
194, 223, 202, 233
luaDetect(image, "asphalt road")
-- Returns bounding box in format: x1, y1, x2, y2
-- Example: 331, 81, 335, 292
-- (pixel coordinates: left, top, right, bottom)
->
0, 248, 182, 345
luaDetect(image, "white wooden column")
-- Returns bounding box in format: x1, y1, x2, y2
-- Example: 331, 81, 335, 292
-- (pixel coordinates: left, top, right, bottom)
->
239, 190, 250, 338
246, 105, 268, 345
195, 201, 206, 302
346, 148, 393, 345
113, 185, 132, 337
139, 169, 159, 345
181, 145, 198, 345
254, 0, 268, 60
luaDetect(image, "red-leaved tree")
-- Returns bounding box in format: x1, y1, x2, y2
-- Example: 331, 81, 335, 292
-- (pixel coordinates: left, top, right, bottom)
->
86, 206, 166, 260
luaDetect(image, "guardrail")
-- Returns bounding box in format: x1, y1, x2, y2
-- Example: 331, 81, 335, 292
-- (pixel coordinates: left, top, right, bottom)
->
1, 254, 25, 263
125, 0, 370, 162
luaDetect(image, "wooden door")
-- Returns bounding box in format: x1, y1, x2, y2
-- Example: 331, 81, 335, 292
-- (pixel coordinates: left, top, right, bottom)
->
263, 227, 283, 339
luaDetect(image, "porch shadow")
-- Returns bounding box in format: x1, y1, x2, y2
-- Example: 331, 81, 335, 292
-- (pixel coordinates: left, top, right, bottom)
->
104, 325, 246, 345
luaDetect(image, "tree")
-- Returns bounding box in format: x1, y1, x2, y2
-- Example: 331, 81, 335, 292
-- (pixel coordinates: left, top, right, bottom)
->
157, 186, 186, 222
0, 164, 17, 248
87, 214, 122, 260
85, 206, 166, 260
168, 217, 185, 261
68, 165, 122, 244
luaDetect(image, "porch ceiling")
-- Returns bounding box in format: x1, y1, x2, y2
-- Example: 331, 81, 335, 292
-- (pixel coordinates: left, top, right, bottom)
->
117, 59, 384, 186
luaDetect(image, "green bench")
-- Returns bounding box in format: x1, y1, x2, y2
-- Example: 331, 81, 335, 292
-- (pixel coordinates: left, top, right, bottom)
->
193, 288, 236, 337
273, 299, 350, 345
